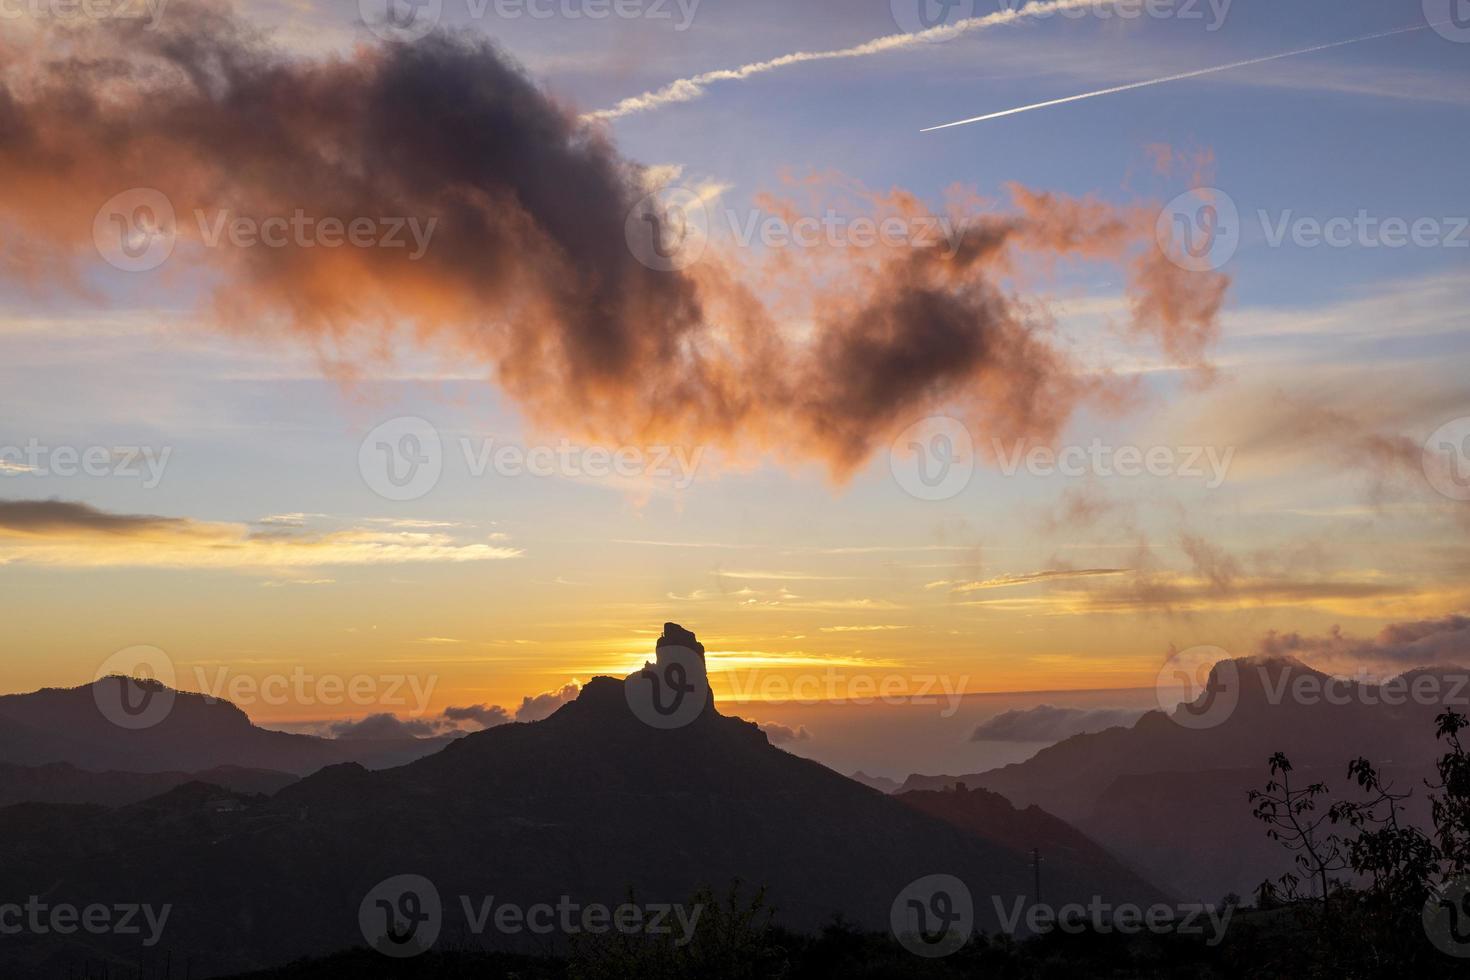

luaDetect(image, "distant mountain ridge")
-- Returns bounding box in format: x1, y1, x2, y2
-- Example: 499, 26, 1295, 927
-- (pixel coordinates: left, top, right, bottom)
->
0, 762, 299, 808
850, 770, 902, 793
901, 657, 1465, 813
895, 783, 1161, 901
899, 656, 1467, 899
0, 679, 456, 776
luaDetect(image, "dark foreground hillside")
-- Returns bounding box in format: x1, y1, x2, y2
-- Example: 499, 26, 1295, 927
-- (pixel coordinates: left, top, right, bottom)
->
0, 627, 1163, 978
217, 905, 1470, 980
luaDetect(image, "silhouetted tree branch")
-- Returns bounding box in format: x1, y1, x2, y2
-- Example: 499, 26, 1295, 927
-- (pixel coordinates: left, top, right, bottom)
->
1249, 752, 1347, 913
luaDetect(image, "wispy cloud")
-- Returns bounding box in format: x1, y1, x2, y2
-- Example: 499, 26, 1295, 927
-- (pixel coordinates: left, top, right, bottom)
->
364, 518, 466, 530
719, 570, 861, 581
583, 0, 1114, 121
1258, 615, 1470, 673
737, 598, 907, 612
965, 574, 1444, 618
922, 23, 1439, 131
928, 568, 1129, 591
0, 500, 523, 569
707, 651, 902, 668
610, 538, 760, 550
795, 545, 976, 555
256, 513, 325, 527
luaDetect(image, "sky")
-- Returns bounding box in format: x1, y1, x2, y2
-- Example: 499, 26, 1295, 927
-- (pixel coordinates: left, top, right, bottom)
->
0, 0, 1467, 777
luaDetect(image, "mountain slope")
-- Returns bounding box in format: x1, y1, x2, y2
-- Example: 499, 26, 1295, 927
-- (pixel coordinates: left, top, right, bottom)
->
1081, 762, 1437, 901
0, 762, 299, 808
899, 657, 1465, 899
895, 783, 1163, 901
850, 770, 902, 793
901, 658, 1461, 819
0, 679, 455, 775
0, 627, 1167, 978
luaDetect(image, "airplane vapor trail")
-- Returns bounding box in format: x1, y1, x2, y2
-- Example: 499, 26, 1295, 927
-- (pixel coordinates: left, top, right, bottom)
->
583, 0, 1117, 122
921, 22, 1439, 132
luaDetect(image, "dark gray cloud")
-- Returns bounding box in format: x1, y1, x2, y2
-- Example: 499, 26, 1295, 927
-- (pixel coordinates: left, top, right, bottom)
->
514, 682, 582, 723
328, 690, 580, 740
0, 499, 185, 536
758, 721, 811, 744
328, 713, 440, 740
443, 704, 512, 729
1258, 615, 1470, 670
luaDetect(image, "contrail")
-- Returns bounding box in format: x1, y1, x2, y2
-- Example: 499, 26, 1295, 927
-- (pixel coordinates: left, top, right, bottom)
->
922, 22, 1439, 132
584, 0, 1118, 122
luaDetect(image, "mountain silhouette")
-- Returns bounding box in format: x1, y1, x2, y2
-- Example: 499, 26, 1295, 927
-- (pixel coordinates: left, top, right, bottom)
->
900, 656, 1465, 899
850, 770, 902, 793
0, 624, 1164, 978
0, 762, 298, 808
1083, 760, 1434, 901
894, 783, 1160, 902
0, 679, 456, 775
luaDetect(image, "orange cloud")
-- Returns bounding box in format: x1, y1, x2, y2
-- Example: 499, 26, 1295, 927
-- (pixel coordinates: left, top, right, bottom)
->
0, 5, 1229, 479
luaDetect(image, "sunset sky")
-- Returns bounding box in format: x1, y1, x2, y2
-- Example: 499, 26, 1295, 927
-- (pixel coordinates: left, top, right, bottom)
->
1, 0, 1466, 775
